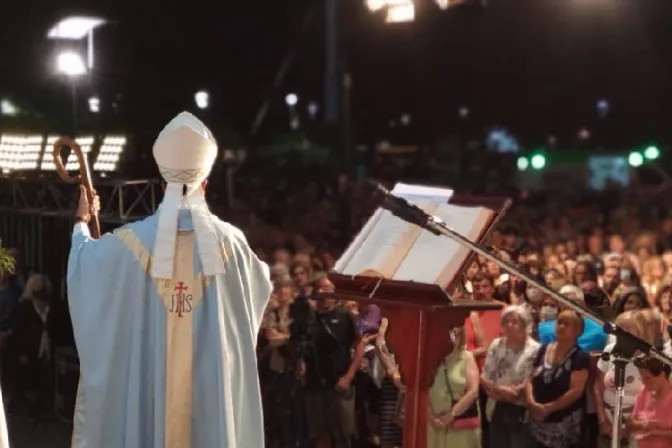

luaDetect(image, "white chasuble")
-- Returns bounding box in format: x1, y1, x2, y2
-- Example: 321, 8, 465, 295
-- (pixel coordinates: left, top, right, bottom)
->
66, 211, 272, 448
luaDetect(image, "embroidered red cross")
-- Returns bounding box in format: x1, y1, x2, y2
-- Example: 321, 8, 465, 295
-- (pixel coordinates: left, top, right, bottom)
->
173, 282, 188, 317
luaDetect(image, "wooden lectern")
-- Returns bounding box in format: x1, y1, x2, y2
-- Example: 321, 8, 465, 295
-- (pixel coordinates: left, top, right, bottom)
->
329, 195, 509, 448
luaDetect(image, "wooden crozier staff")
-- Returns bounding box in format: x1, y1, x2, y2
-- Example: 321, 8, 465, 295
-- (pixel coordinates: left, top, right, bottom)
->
52, 137, 101, 239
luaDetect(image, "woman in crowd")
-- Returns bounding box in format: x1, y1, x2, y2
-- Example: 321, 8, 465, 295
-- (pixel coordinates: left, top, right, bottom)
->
481, 305, 540, 448
594, 310, 645, 448
526, 310, 590, 448
642, 256, 666, 303
290, 261, 313, 297
428, 326, 481, 448
373, 318, 403, 448
655, 284, 672, 339
629, 356, 672, 447
612, 287, 650, 317
11, 273, 57, 421
260, 276, 299, 447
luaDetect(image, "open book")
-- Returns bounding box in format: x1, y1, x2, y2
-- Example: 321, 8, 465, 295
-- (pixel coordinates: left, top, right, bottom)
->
335, 183, 493, 287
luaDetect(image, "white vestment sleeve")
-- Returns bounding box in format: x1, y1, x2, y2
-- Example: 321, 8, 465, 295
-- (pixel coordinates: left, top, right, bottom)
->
247, 248, 272, 335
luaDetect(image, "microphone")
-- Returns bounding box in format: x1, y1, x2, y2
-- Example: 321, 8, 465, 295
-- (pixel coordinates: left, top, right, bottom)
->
367, 181, 438, 233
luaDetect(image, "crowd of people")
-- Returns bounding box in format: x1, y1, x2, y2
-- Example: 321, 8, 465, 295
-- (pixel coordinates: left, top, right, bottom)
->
255, 181, 672, 448
4, 166, 672, 448
0, 267, 73, 426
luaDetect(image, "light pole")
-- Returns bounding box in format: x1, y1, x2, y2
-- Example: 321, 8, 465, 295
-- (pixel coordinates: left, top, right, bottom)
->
55, 51, 87, 132
195, 90, 210, 110
48, 16, 107, 132
47, 17, 107, 70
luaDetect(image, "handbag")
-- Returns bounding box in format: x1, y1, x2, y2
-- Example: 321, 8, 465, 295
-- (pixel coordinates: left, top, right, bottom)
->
444, 360, 480, 429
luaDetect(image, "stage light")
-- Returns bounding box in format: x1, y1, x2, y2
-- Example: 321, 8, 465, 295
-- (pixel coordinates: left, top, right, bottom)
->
530, 154, 546, 170
308, 101, 319, 119
88, 96, 100, 113
365, 0, 386, 12
47, 17, 106, 40
41, 136, 60, 171
644, 145, 660, 160
195, 91, 209, 110
386, 2, 415, 23
0, 135, 44, 172
64, 137, 94, 171
459, 107, 469, 118
285, 93, 298, 107
628, 151, 643, 168
400, 113, 411, 126
1, 99, 18, 116
56, 51, 87, 77
517, 156, 529, 171
94, 135, 126, 172
596, 99, 610, 118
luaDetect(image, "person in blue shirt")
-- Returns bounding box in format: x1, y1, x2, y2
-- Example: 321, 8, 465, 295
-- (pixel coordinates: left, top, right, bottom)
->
538, 284, 608, 352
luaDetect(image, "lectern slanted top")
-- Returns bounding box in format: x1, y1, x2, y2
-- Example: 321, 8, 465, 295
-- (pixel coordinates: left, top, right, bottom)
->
329, 183, 509, 447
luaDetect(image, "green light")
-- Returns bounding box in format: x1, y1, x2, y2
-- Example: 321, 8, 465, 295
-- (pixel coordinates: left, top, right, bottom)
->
628, 151, 644, 167
517, 157, 529, 171
530, 154, 546, 170
644, 145, 660, 160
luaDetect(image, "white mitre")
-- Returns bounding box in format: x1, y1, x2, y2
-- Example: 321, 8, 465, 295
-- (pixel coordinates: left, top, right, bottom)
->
151, 111, 225, 279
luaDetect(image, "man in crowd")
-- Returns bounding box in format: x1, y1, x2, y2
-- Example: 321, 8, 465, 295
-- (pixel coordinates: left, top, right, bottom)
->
301, 277, 365, 448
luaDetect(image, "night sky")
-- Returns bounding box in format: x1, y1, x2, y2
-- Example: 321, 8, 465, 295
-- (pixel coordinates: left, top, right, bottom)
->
1, 0, 672, 146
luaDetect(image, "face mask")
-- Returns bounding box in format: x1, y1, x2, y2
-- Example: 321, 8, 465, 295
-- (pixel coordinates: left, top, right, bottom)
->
540, 306, 559, 321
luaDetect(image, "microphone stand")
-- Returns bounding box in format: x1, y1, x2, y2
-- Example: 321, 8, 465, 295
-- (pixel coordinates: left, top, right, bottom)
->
369, 182, 672, 448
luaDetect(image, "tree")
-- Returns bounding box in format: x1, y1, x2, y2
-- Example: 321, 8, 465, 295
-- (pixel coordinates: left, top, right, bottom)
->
0, 245, 15, 276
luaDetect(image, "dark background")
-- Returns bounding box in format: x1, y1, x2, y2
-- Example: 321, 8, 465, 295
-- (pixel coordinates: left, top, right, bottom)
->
1, 0, 671, 147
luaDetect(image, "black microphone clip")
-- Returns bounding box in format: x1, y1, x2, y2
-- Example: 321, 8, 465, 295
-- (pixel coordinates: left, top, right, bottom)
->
367, 181, 437, 233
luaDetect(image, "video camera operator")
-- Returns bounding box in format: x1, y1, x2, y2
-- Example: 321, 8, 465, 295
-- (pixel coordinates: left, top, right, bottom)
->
293, 276, 366, 448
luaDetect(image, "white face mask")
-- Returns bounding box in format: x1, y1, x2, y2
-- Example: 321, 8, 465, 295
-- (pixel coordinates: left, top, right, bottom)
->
540, 306, 559, 321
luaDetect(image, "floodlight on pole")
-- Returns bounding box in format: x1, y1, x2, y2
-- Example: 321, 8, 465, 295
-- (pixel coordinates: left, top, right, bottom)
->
530, 154, 546, 170
48, 16, 106, 69
644, 145, 661, 160
1, 99, 18, 116
88, 96, 100, 113
628, 151, 644, 167
385, 1, 415, 23
365, 0, 386, 12
517, 156, 529, 171
195, 91, 209, 110
56, 52, 87, 77
285, 93, 298, 107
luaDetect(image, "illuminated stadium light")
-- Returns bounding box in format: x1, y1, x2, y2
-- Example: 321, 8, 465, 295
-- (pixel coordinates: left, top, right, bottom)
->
41, 136, 61, 171
644, 145, 661, 160
194, 91, 209, 110
47, 17, 106, 40
67, 137, 94, 171
94, 135, 126, 172
517, 156, 529, 171
0, 134, 44, 172
56, 51, 87, 77
628, 151, 644, 168
385, 1, 415, 23
365, 0, 386, 12
41, 135, 94, 171
1, 99, 18, 116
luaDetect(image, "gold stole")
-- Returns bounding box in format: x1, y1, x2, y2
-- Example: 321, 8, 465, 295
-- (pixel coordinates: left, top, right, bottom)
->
114, 229, 213, 448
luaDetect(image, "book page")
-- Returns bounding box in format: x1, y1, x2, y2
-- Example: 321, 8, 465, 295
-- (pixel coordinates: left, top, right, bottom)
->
336, 183, 454, 278
334, 209, 384, 273
391, 204, 492, 285
340, 201, 438, 278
